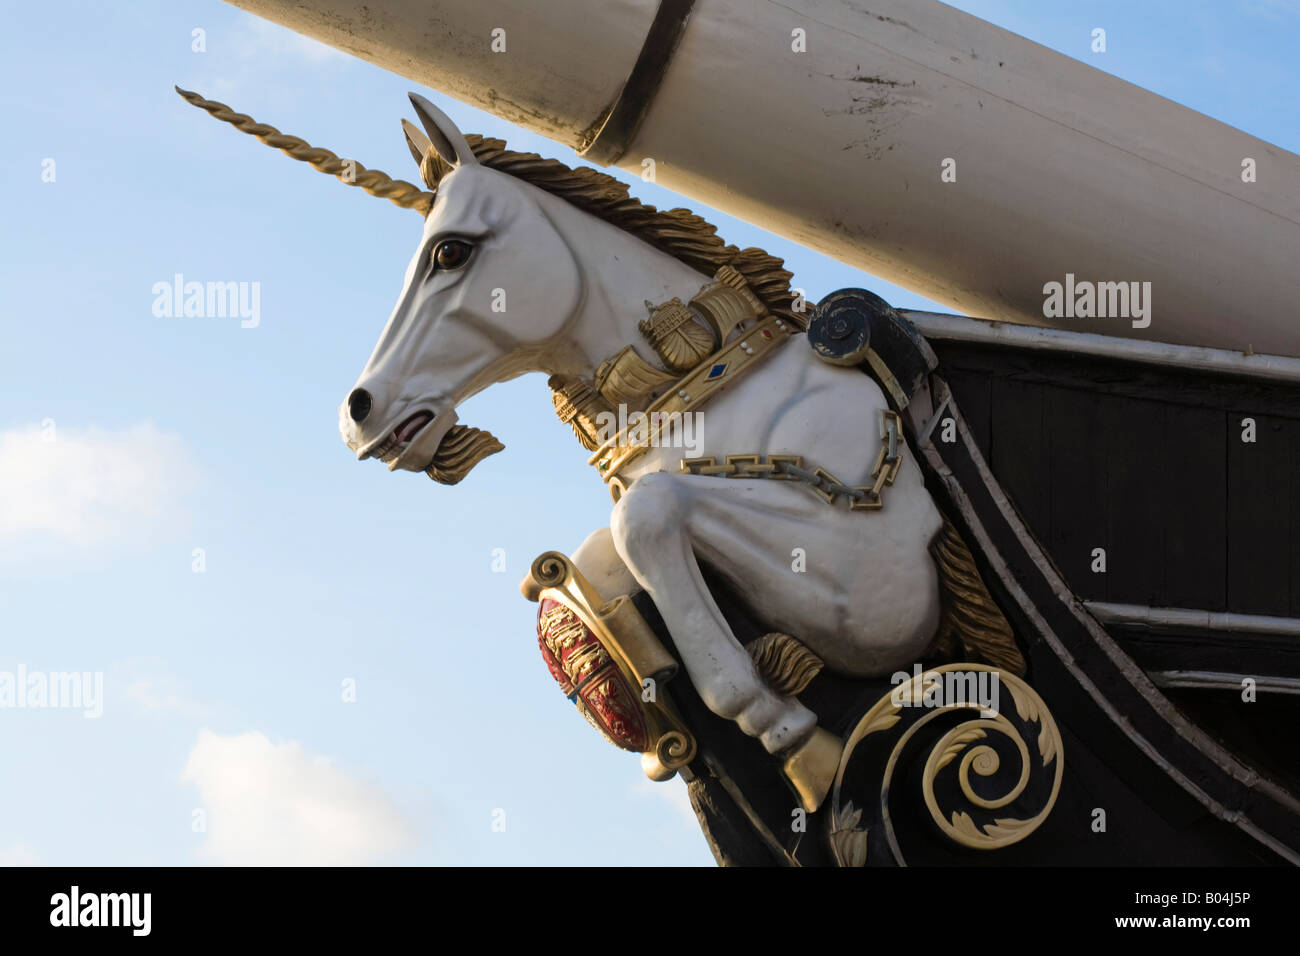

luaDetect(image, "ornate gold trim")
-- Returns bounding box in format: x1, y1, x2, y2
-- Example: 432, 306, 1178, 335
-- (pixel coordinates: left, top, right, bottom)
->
638, 298, 716, 372
549, 374, 613, 452
590, 313, 795, 493
828, 664, 1064, 865
594, 345, 678, 407
690, 266, 767, 343
920, 674, 1063, 850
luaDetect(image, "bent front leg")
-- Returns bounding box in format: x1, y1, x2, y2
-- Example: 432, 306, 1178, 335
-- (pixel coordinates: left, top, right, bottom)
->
609, 473, 818, 756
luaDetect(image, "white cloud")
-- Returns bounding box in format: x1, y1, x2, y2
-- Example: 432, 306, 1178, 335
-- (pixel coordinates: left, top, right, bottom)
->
0, 844, 40, 866
181, 730, 413, 865
0, 422, 196, 549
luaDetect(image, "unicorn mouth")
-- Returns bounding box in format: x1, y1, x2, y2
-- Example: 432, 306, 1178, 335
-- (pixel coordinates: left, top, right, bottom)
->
365, 410, 436, 464
394, 410, 433, 445
366, 409, 504, 482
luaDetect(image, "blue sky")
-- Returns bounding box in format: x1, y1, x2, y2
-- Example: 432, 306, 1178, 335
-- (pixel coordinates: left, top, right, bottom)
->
1, 1, 1296, 866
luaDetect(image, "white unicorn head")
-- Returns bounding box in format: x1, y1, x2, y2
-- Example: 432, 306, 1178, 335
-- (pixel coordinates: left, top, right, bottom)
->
338, 95, 587, 482
175, 87, 802, 486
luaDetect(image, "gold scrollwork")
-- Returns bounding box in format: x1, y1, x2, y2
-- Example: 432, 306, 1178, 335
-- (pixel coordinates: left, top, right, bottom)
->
829, 664, 1064, 865
528, 551, 569, 590
643, 730, 698, 782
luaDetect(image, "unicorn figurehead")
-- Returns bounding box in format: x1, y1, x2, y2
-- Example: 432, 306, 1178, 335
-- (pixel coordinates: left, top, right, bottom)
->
176, 88, 1024, 819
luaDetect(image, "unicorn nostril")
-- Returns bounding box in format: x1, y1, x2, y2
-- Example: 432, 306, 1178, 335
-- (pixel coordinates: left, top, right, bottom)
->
348, 388, 373, 423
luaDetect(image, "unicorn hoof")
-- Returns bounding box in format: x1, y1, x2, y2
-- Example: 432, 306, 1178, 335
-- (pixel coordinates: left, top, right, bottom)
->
782, 727, 843, 813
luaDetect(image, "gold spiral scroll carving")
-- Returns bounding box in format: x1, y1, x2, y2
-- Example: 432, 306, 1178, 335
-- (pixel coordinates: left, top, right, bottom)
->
643, 729, 697, 782
828, 663, 1064, 865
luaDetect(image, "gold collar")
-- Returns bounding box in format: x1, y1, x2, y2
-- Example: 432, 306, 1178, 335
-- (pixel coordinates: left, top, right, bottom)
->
589, 312, 795, 499
548, 265, 796, 500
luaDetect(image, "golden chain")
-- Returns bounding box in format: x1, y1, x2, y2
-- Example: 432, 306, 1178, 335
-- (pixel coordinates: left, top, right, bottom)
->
678, 410, 904, 511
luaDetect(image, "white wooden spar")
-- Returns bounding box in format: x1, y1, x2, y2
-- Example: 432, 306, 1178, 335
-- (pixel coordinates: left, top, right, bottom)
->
224, 0, 1300, 357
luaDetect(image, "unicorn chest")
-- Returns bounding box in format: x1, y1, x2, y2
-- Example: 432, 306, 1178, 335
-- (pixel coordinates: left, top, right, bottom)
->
610, 343, 887, 495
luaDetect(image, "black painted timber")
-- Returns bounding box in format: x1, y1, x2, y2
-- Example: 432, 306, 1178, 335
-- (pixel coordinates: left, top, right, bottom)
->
934, 342, 1299, 620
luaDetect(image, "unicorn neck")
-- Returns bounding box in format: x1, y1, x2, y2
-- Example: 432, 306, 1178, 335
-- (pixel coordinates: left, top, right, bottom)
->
544, 208, 712, 387
534, 191, 785, 466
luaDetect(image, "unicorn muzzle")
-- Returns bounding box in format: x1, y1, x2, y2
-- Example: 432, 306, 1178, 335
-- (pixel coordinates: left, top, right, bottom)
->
340, 396, 503, 484
384, 409, 454, 473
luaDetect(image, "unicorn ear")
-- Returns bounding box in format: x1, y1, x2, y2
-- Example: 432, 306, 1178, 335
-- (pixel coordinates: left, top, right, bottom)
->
402, 119, 452, 191
401, 119, 433, 167
408, 93, 477, 168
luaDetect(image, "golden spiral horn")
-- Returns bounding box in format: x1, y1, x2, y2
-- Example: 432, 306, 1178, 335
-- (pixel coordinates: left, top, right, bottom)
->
174, 86, 434, 216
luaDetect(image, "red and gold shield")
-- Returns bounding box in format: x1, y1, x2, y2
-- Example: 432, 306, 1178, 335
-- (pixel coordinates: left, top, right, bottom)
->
536, 597, 649, 752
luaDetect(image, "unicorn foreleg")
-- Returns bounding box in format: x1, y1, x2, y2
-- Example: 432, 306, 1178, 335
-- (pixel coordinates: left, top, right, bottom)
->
609, 473, 818, 754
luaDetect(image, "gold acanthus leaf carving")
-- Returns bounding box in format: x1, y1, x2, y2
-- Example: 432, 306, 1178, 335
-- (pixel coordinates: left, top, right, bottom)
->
935, 727, 987, 771
830, 800, 869, 867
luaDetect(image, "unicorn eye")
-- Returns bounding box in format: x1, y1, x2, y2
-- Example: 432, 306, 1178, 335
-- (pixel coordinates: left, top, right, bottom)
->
432, 238, 474, 271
